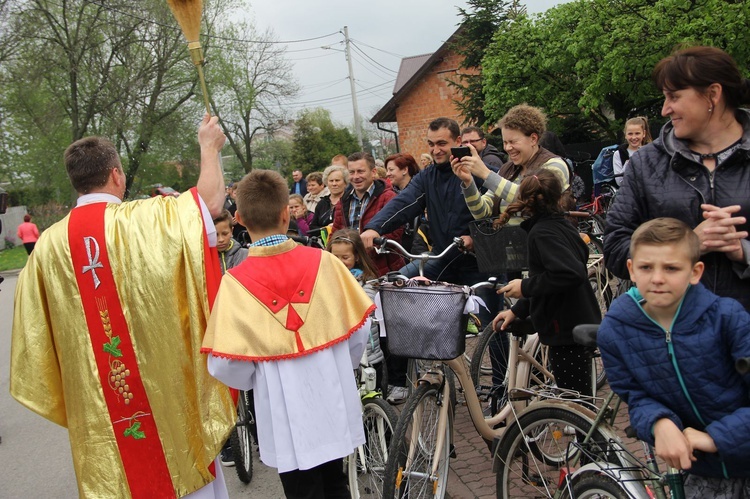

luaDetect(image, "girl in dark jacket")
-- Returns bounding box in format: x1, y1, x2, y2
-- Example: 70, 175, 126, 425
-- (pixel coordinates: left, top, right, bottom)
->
493, 170, 601, 397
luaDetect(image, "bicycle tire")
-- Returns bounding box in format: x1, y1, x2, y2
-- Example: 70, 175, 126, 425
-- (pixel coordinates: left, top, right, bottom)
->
469, 325, 509, 415
348, 397, 399, 499
495, 404, 616, 499
231, 391, 254, 484
570, 473, 633, 499
406, 358, 457, 408
383, 383, 451, 498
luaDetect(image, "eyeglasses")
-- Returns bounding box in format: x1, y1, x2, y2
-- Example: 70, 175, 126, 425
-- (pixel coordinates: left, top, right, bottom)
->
461, 138, 485, 145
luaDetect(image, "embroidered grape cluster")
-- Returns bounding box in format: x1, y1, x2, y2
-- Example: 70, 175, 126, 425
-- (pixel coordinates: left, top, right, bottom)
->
109, 360, 134, 405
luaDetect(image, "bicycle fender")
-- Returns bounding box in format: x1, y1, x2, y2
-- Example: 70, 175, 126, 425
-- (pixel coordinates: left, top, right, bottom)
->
570, 464, 650, 498
490, 399, 623, 473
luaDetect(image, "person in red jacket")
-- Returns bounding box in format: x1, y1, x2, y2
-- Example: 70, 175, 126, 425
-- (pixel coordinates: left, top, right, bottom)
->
332, 152, 403, 276
16, 214, 40, 254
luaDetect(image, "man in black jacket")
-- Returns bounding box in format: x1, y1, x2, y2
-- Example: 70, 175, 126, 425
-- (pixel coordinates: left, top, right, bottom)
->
461, 126, 506, 170
361, 118, 500, 326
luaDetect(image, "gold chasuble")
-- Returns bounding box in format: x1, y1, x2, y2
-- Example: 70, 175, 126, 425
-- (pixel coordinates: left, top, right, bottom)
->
10, 191, 235, 498
202, 239, 375, 360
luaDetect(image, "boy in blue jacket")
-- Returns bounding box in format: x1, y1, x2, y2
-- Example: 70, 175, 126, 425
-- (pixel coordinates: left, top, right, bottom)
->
598, 217, 750, 498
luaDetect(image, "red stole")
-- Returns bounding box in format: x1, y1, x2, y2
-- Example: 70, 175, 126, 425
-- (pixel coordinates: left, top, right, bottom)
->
69, 202, 175, 498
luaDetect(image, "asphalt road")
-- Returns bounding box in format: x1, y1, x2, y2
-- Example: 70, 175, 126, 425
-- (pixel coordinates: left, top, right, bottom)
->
0, 271, 284, 498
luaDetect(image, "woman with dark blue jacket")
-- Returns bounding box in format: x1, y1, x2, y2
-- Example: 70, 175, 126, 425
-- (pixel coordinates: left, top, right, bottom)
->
604, 46, 750, 310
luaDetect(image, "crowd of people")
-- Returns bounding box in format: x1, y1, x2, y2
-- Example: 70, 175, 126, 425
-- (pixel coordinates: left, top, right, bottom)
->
8, 44, 750, 499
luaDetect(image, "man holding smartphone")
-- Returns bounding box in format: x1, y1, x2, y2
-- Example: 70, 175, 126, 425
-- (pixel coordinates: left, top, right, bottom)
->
361, 117, 500, 326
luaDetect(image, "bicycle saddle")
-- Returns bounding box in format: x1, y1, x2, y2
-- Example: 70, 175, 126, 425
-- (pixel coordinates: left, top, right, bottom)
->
572, 324, 599, 348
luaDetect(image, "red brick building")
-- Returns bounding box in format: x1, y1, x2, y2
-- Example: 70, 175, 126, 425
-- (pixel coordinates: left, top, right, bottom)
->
371, 29, 473, 159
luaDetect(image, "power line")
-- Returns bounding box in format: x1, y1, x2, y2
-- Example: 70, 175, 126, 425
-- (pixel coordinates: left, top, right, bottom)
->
287, 52, 339, 62
79, 0, 342, 45
289, 80, 394, 106
350, 42, 398, 74
349, 39, 406, 59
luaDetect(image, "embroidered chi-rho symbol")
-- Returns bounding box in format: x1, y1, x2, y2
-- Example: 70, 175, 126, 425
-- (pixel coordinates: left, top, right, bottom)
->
81, 236, 104, 289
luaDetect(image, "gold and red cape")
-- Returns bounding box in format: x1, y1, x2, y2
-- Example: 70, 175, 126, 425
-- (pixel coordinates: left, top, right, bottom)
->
201, 239, 375, 361
10, 191, 235, 498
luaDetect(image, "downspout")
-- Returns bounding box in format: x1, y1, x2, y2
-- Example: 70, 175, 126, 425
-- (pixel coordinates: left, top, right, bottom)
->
376, 123, 400, 153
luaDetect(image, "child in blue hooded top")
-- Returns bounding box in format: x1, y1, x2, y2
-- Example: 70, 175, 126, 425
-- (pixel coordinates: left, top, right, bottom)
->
598, 217, 750, 497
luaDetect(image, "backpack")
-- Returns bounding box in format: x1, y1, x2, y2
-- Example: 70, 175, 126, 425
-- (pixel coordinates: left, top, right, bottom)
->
592, 144, 618, 185
569, 169, 586, 202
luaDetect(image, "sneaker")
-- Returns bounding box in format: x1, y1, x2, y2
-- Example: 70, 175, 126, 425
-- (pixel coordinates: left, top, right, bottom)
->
220, 447, 235, 467
387, 386, 409, 405
465, 314, 480, 336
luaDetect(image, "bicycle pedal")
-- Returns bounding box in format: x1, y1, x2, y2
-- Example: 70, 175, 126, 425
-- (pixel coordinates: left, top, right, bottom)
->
523, 473, 549, 487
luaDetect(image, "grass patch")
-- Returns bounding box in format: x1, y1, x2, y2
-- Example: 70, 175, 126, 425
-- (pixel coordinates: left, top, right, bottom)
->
0, 245, 29, 272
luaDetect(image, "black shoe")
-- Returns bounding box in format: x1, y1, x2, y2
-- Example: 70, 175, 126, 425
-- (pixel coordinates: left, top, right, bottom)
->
220, 447, 235, 467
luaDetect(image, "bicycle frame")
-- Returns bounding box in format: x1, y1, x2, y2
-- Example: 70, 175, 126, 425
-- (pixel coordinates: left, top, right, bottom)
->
400, 330, 553, 483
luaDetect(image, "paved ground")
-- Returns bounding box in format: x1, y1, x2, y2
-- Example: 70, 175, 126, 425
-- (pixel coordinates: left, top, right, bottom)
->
2, 267, 637, 499
443, 370, 636, 498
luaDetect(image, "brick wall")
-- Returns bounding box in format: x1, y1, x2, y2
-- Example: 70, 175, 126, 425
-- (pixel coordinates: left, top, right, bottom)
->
395, 52, 476, 159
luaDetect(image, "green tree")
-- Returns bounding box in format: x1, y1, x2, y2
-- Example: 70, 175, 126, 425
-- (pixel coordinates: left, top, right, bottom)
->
290, 108, 359, 174
210, 21, 299, 173
450, 0, 521, 126
481, 0, 750, 140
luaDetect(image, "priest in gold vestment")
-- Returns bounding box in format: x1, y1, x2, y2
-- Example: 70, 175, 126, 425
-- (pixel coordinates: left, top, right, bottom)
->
10, 115, 235, 499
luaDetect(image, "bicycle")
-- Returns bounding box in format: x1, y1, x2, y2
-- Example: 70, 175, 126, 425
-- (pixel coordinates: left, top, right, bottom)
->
372, 237, 620, 499
490, 321, 691, 499
536, 324, 689, 499
347, 346, 399, 499
230, 389, 257, 484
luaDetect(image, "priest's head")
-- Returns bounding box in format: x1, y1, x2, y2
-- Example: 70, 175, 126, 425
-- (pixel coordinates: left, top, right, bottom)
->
64, 137, 127, 199
234, 169, 290, 240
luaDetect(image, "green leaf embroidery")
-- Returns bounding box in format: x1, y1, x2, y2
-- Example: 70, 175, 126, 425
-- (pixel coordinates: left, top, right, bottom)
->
124, 421, 145, 440
103, 336, 122, 357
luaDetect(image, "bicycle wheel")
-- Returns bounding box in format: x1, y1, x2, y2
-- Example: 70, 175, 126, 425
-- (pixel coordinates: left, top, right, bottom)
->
383, 383, 451, 498
469, 325, 509, 415
231, 391, 255, 484
349, 397, 399, 499
495, 404, 615, 499
406, 359, 457, 408
570, 473, 632, 498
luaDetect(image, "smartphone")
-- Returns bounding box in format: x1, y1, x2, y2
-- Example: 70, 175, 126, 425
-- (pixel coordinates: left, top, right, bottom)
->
451, 146, 471, 160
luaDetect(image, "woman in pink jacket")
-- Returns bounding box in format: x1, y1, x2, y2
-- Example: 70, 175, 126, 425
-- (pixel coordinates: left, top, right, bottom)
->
16, 214, 39, 254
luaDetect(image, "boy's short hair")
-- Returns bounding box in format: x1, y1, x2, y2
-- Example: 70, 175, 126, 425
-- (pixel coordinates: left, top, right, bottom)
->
331, 154, 348, 166
212, 209, 232, 227
235, 169, 289, 232
630, 218, 701, 264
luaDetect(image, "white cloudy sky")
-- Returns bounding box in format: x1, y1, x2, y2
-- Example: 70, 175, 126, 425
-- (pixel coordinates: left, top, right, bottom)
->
245, 1, 570, 127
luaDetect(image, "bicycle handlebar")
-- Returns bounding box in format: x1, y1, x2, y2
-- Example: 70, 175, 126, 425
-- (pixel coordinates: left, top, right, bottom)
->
289, 235, 324, 248
373, 236, 464, 261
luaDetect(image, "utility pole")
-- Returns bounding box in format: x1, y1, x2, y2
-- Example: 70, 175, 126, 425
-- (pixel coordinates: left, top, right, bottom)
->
344, 26, 364, 149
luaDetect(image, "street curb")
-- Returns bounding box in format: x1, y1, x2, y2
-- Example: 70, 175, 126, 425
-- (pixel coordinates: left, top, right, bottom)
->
0, 269, 22, 278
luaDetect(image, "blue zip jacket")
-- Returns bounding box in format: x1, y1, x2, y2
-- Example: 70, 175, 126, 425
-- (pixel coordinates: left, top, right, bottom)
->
598, 283, 750, 478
